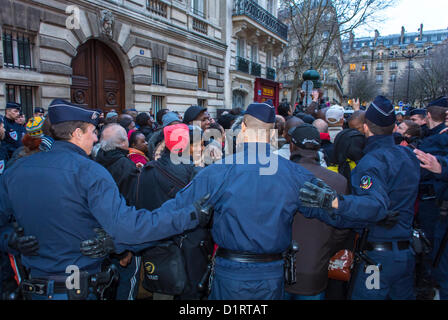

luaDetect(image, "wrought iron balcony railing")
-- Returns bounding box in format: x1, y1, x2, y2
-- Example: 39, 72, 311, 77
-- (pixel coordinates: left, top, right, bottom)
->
236, 56, 250, 73
250, 61, 261, 77
266, 67, 276, 80
233, 0, 288, 41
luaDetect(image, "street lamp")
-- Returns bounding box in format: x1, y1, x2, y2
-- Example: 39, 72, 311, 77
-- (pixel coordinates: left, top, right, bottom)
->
401, 48, 431, 105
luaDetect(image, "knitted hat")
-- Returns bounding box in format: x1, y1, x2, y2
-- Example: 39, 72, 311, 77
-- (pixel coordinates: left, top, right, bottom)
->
26, 116, 45, 138
162, 112, 181, 127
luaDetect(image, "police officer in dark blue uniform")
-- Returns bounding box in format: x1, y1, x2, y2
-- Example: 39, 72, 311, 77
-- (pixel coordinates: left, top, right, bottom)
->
0, 99, 211, 300
1, 103, 26, 158
103, 101, 316, 300
410, 109, 430, 139
414, 97, 448, 297
414, 148, 448, 300
300, 96, 421, 300
0, 116, 8, 175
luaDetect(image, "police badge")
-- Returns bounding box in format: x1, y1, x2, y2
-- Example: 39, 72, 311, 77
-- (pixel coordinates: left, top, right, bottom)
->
360, 176, 373, 190
9, 131, 18, 141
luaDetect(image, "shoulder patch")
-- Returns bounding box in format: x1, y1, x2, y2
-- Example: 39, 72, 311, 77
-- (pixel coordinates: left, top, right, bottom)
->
0, 160, 4, 174
360, 175, 373, 190
9, 131, 17, 141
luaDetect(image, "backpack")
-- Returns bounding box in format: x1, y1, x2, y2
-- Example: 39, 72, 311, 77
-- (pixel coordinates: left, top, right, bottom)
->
137, 161, 213, 298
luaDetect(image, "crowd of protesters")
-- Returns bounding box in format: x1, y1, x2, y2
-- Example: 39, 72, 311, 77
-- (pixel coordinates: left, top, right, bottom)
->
1, 89, 448, 301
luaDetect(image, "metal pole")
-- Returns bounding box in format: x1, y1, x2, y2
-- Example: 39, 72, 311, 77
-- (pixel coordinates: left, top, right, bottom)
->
406, 57, 411, 104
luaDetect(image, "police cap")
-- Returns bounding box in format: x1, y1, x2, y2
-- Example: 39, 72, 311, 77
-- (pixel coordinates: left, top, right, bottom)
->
48, 99, 100, 126
6, 102, 21, 111
427, 96, 448, 108
410, 109, 427, 117
245, 102, 276, 124
365, 96, 396, 127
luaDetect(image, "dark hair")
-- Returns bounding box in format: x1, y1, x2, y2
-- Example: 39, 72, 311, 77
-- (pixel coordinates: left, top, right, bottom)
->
403, 120, 422, 138
278, 102, 291, 118
118, 114, 133, 130
156, 109, 169, 125
129, 130, 144, 147
365, 119, 395, 135
136, 112, 151, 127
229, 108, 243, 116
50, 121, 90, 141
217, 113, 237, 130
427, 106, 446, 123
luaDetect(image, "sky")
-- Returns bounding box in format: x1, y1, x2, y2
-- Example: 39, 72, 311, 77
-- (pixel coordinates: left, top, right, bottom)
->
355, 0, 448, 38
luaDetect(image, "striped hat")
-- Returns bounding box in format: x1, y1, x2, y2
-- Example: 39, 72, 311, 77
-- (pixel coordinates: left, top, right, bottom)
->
26, 116, 45, 138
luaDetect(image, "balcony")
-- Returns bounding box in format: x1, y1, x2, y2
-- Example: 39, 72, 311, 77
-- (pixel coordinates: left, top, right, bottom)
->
193, 18, 208, 35
233, 0, 288, 42
250, 61, 261, 77
266, 67, 276, 80
236, 56, 250, 73
147, 0, 168, 18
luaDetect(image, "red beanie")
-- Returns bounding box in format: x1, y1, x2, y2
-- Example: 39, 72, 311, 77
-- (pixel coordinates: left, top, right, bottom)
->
163, 123, 190, 153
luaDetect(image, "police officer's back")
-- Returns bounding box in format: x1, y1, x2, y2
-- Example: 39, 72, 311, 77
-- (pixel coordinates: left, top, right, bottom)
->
300, 96, 420, 300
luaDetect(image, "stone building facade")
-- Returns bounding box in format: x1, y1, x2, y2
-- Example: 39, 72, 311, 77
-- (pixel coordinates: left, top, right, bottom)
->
0, 0, 227, 118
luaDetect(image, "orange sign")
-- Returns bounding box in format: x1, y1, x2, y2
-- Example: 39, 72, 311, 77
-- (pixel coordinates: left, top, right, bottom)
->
262, 87, 274, 97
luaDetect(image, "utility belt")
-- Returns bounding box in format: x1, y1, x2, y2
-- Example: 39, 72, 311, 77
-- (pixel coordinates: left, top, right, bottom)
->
215, 242, 299, 285
365, 241, 410, 252
216, 248, 284, 263
21, 265, 119, 300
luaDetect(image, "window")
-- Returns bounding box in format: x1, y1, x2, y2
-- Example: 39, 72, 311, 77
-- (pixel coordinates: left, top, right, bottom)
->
251, 45, 258, 63
236, 38, 245, 58
390, 61, 398, 70
390, 74, 397, 82
151, 95, 164, 116
6, 84, 35, 119
192, 0, 205, 18
152, 61, 164, 85
267, 0, 274, 14
198, 70, 207, 90
198, 99, 206, 108
376, 62, 384, 70
266, 51, 272, 68
2, 30, 34, 69
232, 91, 245, 109
361, 63, 368, 72
349, 63, 357, 72
376, 74, 383, 84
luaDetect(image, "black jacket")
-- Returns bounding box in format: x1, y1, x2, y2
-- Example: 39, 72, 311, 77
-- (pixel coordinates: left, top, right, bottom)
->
139, 125, 154, 141
95, 148, 140, 206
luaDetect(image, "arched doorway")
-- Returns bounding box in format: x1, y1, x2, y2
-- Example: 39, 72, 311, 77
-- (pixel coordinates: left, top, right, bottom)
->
71, 39, 125, 113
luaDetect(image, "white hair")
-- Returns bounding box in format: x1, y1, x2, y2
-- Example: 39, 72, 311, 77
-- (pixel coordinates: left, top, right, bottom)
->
100, 123, 128, 151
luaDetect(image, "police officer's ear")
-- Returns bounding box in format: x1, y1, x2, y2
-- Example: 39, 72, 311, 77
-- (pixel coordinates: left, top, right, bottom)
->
241, 120, 247, 133
363, 123, 371, 137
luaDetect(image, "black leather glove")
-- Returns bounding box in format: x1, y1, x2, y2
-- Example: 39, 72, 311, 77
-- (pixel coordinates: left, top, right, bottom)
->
80, 228, 116, 259
8, 227, 39, 256
299, 178, 338, 210
194, 193, 214, 228
376, 211, 399, 229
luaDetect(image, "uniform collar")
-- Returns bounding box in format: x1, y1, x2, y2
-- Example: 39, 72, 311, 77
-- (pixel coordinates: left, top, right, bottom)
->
364, 135, 394, 154
51, 140, 88, 158
429, 122, 446, 135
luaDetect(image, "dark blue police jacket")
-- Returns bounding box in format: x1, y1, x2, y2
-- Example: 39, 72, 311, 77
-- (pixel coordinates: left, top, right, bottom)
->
173, 142, 316, 254
303, 135, 420, 242
0, 141, 200, 278
0, 145, 8, 175
1, 118, 25, 157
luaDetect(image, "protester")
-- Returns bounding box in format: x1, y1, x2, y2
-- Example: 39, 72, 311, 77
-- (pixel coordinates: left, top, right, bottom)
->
136, 112, 154, 141
128, 130, 149, 168
183, 106, 210, 131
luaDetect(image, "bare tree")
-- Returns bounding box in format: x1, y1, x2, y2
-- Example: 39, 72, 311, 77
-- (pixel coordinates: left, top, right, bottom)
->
393, 44, 448, 107
279, 0, 397, 104
348, 72, 379, 103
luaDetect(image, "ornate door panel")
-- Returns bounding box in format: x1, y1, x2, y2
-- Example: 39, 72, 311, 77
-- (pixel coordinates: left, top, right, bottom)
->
71, 40, 124, 113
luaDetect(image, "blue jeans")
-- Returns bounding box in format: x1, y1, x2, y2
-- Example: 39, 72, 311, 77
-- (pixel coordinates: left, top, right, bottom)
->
284, 291, 325, 300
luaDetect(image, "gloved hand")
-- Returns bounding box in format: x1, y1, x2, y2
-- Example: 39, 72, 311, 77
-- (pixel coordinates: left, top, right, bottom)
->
8, 227, 39, 256
376, 211, 399, 229
299, 178, 338, 210
80, 228, 116, 259
194, 193, 214, 228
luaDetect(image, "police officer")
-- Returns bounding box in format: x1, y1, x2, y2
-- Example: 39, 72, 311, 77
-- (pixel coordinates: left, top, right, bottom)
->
414, 148, 448, 299
1, 102, 26, 158
0, 99, 211, 300
300, 96, 420, 300
95, 101, 317, 300
414, 97, 448, 297
0, 116, 7, 175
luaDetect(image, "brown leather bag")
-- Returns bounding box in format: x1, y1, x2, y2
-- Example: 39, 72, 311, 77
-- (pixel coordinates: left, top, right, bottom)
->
328, 249, 354, 282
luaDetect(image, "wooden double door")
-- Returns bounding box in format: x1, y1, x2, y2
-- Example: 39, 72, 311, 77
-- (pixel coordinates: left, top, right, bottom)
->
71, 40, 125, 113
